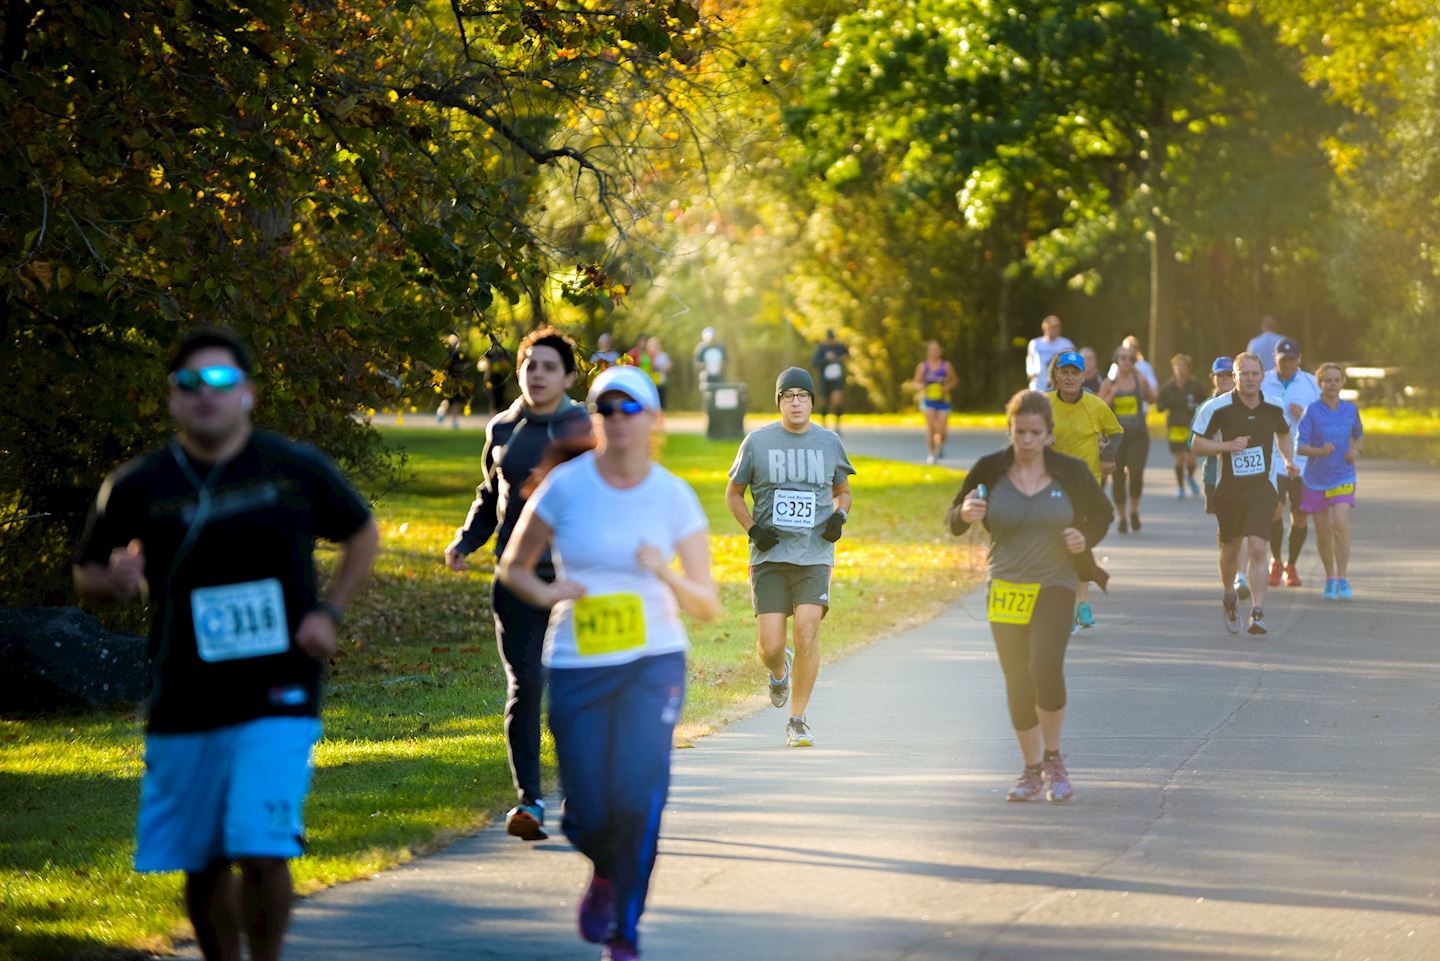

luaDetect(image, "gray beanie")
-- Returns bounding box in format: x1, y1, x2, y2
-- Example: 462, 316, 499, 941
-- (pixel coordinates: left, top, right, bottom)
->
775, 366, 816, 402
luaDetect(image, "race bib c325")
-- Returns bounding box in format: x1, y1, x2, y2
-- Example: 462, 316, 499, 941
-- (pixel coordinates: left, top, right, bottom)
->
190, 578, 290, 662
772, 489, 817, 530
572, 593, 646, 657
988, 579, 1041, 625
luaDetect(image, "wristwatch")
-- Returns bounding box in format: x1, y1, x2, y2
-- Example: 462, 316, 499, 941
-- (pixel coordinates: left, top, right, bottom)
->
318, 601, 345, 626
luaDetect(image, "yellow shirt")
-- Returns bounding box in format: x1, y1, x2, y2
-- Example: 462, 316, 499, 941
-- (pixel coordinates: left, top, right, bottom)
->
1047, 389, 1125, 483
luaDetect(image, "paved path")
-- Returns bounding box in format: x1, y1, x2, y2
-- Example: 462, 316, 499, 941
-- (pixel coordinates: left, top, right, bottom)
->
177, 429, 1440, 960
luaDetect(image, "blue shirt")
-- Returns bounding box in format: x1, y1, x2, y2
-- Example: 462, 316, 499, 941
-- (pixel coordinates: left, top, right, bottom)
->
1296, 399, 1363, 491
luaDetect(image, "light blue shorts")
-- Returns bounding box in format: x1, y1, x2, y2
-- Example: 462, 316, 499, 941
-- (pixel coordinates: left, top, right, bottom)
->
135, 716, 321, 873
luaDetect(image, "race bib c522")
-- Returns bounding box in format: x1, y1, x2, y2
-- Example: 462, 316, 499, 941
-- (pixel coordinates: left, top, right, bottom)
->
924, 382, 944, 401
1113, 395, 1139, 417
772, 489, 817, 530
191, 579, 290, 662
573, 594, 646, 657
988, 579, 1041, 625
1168, 425, 1190, 443
1230, 446, 1266, 477
1325, 482, 1355, 498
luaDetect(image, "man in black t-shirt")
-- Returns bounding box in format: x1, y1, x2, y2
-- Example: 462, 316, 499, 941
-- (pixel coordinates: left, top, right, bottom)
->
811, 331, 850, 431
1156, 353, 1208, 500
73, 329, 379, 961
1189, 351, 1298, 637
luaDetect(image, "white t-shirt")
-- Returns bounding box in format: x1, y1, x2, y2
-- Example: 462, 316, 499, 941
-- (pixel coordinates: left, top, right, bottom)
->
1261, 369, 1321, 478
1026, 336, 1075, 390
529, 452, 708, 669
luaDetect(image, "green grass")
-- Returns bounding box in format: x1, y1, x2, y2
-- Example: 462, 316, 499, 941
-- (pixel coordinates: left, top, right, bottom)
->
1353, 407, 1440, 467
0, 428, 977, 961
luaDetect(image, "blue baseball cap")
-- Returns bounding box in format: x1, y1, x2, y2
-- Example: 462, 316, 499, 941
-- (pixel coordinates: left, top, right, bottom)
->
1054, 350, 1085, 371
1211, 356, 1234, 375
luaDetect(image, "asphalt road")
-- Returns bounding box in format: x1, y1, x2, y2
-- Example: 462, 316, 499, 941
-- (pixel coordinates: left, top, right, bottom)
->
172, 426, 1440, 961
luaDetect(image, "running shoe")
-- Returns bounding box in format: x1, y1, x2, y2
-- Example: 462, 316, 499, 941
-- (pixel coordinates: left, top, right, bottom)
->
1235, 573, 1251, 600
1117, 515, 1129, 534
786, 716, 814, 748
1075, 601, 1095, 629
578, 873, 616, 943
1248, 608, 1268, 636
1175, 486, 1185, 500
505, 802, 548, 841
1188, 476, 1201, 497
1043, 754, 1074, 803
1336, 579, 1354, 600
1322, 579, 1338, 600
1007, 766, 1045, 802
925, 453, 937, 465
602, 940, 639, 961
1129, 512, 1141, 532
768, 649, 793, 709
1283, 563, 1301, 587
1223, 592, 1241, 635
1268, 558, 1283, 587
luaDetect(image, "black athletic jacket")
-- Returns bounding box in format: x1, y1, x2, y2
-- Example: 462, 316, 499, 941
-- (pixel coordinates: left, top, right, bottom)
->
448, 398, 593, 576
946, 446, 1115, 590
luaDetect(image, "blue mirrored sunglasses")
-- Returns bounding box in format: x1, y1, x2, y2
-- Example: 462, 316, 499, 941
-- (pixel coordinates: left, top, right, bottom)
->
593, 399, 645, 417
169, 365, 246, 392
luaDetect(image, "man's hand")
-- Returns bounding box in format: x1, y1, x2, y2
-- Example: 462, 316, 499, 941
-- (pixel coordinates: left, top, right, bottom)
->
1227, 435, 1251, 453
296, 610, 339, 663
1101, 460, 1117, 476
1285, 460, 1300, 478
748, 523, 780, 552
1062, 527, 1087, 555
108, 540, 146, 598
821, 511, 846, 544
444, 545, 469, 573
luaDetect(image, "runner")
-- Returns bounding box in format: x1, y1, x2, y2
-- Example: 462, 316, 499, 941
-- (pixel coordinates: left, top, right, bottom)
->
1198, 358, 1252, 601
947, 390, 1113, 802
497, 364, 718, 961
1045, 350, 1124, 630
1105, 335, 1160, 394
811, 331, 850, 431
913, 340, 959, 464
1296, 363, 1365, 599
1189, 352, 1300, 636
1260, 338, 1322, 588
1156, 354, 1207, 500
1025, 315, 1075, 391
445, 326, 593, 841
1098, 344, 1158, 533
436, 333, 473, 428
726, 367, 855, 748
1079, 346, 1105, 394
73, 329, 380, 961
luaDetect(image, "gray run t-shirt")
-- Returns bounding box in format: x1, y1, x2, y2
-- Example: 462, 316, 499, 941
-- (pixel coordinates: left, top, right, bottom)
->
985, 475, 1076, 589
729, 421, 856, 566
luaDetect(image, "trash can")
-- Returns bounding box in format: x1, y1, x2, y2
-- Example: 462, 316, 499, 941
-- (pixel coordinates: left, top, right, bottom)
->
704, 382, 748, 440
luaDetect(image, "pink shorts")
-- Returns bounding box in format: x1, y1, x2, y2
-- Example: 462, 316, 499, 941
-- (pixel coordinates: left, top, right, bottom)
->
1300, 482, 1356, 514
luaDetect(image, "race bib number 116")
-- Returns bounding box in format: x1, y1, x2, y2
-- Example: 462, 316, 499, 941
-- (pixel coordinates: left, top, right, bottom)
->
191, 579, 290, 662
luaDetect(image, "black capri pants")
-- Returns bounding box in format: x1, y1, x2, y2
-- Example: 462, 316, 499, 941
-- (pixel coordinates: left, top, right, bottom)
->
989, 585, 1076, 731
1112, 429, 1149, 507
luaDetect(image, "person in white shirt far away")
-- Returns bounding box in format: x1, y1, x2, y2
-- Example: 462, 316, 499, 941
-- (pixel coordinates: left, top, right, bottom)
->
1246, 315, 1286, 372
1026, 315, 1076, 391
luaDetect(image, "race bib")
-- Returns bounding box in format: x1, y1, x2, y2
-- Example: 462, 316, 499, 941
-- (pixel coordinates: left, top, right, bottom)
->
824, 363, 843, 381
772, 489, 817, 530
924, 382, 944, 401
1168, 425, 1190, 443
1325, 482, 1355, 498
190, 579, 290, 663
988, 579, 1041, 625
573, 594, 646, 657
1231, 446, 1266, 477
1113, 395, 1139, 417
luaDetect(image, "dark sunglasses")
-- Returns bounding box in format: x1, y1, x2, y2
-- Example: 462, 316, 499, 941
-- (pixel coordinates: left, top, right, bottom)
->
593, 399, 645, 417
169, 365, 246, 392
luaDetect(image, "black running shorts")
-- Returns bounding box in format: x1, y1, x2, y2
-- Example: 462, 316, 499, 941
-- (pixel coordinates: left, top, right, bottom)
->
751, 562, 832, 616
1214, 484, 1280, 543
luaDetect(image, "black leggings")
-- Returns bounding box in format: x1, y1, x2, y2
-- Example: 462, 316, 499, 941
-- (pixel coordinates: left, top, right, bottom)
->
989, 585, 1076, 731
493, 577, 551, 804
1112, 430, 1149, 508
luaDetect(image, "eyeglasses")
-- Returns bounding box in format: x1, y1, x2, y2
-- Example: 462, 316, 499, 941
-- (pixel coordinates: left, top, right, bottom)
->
169, 366, 246, 392
779, 390, 811, 403
594, 399, 645, 417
